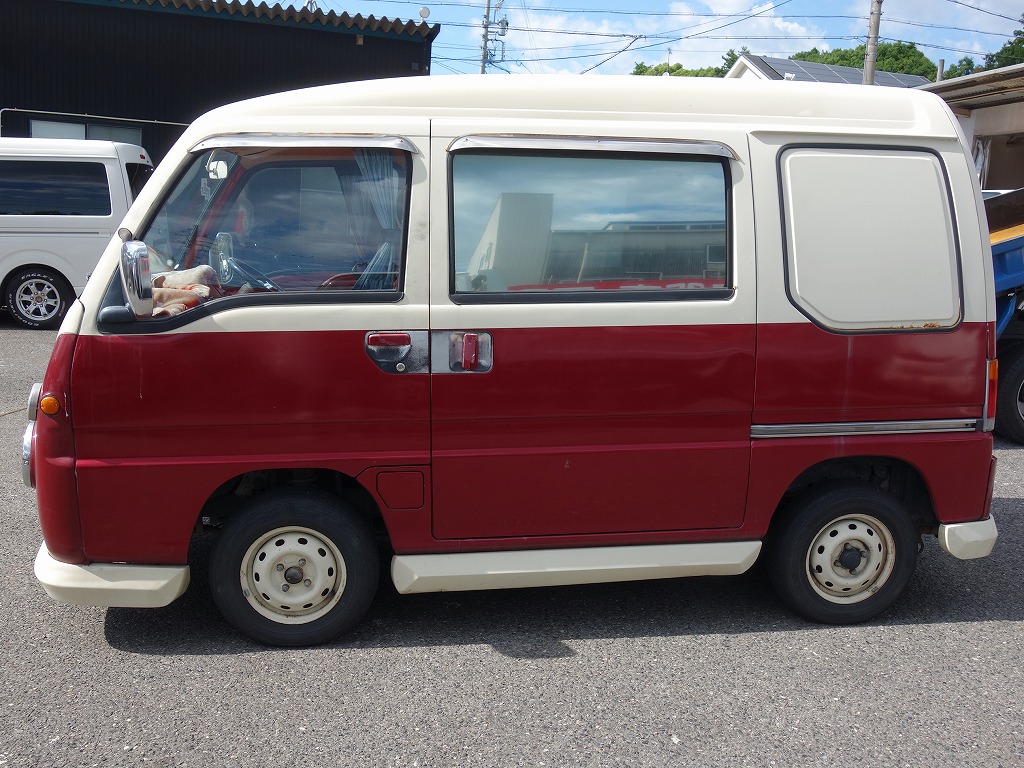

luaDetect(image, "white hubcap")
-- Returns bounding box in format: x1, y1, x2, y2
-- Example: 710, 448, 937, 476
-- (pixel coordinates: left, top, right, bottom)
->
240, 526, 347, 624
806, 514, 896, 604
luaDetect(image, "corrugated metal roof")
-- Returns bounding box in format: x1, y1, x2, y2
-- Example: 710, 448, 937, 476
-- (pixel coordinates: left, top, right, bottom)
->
743, 55, 930, 88
57, 0, 440, 40
919, 63, 1024, 112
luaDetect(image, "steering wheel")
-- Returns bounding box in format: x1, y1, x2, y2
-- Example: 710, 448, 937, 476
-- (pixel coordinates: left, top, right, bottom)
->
208, 232, 282, 292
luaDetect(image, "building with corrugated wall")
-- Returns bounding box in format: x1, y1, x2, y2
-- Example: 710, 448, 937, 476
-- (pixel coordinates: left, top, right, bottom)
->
0, 0, 440, 160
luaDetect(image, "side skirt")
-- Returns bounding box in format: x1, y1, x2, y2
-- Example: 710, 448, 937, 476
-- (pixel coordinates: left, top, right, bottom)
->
391, 541, 762, 594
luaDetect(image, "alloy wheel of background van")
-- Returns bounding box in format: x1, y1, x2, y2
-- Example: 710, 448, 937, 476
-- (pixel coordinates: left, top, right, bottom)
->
209, 488, 380, 647
768, 482, 919, 625
5, 268, 73, 329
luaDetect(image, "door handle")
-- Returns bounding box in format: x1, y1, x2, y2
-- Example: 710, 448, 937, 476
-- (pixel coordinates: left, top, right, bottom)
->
367, 332, 411, 348
364, 331, 428, 374
461, 333, 479, 371
430, 331, 493, 373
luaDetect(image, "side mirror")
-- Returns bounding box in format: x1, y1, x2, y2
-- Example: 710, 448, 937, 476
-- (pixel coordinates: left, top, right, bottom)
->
120, 240, 153, 319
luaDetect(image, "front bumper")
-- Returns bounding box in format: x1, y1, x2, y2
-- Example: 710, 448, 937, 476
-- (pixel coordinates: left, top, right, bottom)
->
34, 543, 190, 608
938, 516, 998, 560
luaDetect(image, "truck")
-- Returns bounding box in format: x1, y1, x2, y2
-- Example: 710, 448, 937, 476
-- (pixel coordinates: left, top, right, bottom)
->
987, 188, 1024, 442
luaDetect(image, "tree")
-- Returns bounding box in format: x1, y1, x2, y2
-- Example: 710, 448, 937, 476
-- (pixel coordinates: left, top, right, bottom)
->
632, 47, 749, 78
943, 56, 977, 79
984, 17, 1024, 69
631, 61, 719, 77
791, 41, 937, 80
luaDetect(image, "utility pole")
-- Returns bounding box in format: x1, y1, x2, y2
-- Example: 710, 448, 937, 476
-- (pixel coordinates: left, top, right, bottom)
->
479, 0, 509, 74
863, 0, 883, 85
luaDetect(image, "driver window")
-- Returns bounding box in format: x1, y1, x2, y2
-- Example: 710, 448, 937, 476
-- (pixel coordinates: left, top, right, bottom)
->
137, 145, 411, 317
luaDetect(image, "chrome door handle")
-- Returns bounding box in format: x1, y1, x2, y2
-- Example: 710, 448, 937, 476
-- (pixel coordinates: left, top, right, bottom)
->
364, 331, 428, 374
430, 331, 493, 373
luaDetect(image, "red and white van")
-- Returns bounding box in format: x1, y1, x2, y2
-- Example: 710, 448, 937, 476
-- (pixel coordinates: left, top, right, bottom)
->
23, 75, 999, 646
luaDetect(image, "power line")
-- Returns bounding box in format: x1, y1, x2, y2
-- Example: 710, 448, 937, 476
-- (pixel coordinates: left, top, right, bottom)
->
940, 0, 1020, 23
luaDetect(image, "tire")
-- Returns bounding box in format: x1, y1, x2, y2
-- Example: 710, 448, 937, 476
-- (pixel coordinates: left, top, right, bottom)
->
4, 267, 74, 330
995, 346, 1024, 443
209, 488, 380, 647
767, 482, 919, 625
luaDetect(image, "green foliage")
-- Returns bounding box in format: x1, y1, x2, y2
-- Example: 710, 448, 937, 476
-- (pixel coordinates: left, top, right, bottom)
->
791, 41, 937, 80
632, 47, 749, 78
631, 61, 719, 77
985, 17, 1024, 69
943, 56, 977, 79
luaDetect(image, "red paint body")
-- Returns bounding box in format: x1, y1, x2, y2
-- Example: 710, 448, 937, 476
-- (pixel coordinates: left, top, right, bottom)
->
32, 319, 993, 566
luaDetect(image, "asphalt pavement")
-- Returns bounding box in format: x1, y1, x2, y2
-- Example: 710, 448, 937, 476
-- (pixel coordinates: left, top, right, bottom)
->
0, 311, 1021, 767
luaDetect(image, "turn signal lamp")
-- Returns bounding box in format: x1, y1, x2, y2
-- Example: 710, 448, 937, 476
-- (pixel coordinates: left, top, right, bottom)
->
39, 395, 61, 416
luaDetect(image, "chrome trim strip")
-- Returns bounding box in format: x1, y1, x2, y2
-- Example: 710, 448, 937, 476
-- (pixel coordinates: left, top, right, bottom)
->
191, 134, 417, 154
26, 383, 41, 420
750, 419, 981, 439
448, 134, 739, 160
21, 422, 34, 489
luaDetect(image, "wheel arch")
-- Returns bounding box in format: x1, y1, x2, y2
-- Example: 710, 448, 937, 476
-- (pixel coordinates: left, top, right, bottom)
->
2, 260, 76, 296
766, 455, 936, 536
190, 466, 392, 554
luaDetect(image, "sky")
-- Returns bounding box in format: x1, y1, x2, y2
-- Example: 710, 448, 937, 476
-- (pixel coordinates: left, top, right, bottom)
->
286, 0, 1024, 75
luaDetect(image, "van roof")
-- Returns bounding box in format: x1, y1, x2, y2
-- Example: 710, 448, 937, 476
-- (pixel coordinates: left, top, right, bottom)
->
0, 137, 149, 158
188, 74, 960, 142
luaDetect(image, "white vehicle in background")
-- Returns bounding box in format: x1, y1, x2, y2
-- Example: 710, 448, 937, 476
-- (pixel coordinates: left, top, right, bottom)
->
0, 138, 152, 329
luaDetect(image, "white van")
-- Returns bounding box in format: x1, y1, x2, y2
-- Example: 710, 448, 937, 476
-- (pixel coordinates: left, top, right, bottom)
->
0, 138, 152, 328
24, 76, 999, 647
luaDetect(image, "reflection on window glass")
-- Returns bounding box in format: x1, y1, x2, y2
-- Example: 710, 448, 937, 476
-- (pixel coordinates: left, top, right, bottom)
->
138, 146, 410, 317
0, 161, 111, 215
452, 152, 728, 295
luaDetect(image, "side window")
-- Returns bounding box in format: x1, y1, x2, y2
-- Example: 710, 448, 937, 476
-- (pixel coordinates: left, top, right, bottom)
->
780, 146, 961, 331
450, 150, 729, 300
125, 162, 153, 201
137, 145, 411, 317
0, 160, 111, 216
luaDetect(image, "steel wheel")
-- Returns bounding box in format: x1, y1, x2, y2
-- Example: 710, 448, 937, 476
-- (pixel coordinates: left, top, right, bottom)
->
241, 526, 347, 624
805, 513, 896, 604
210, 488, 379, 646
768, 482, 918, 624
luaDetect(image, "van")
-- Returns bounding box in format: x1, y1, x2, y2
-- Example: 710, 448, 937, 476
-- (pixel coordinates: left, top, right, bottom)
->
0, 138, 152, 329
23, 76, 999, 647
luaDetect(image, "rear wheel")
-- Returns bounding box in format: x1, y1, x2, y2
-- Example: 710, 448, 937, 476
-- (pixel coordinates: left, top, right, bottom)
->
768, 483, 919, 624
209, 488, 379, 646
5, 267, 73, 329
995, 346, 1024, 443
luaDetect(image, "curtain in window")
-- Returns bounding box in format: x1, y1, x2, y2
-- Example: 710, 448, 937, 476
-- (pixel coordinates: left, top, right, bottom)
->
353, 149, 404, 290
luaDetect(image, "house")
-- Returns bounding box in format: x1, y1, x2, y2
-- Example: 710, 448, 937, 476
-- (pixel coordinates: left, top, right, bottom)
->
725, 54, 930, 88
919, 63, 1024, 190
0, 0, 440, 161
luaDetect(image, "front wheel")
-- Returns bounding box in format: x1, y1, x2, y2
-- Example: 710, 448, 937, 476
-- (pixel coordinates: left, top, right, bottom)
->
5, 268, 74, 329
209, 488, 380, 646
767, 483, 919, 624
